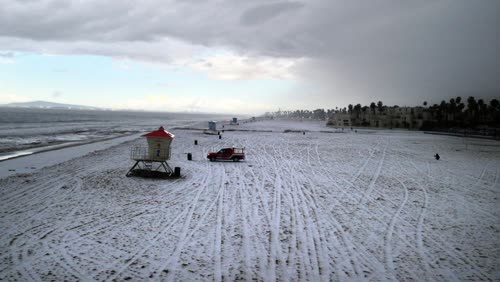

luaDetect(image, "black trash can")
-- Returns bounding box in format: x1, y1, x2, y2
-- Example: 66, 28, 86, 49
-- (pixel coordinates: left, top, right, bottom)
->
194, 140, 198, 145
187, 153, 192, 161
219, 135, 222, 139
174, 167, 181, 177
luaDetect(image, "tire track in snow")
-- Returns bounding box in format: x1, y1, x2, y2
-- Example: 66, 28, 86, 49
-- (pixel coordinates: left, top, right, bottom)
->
414, 179, 431, 281
298, 179, 360, 278
316, 158, 430, 279
384, 179, 408, 281
306, 137, 387, 278
140, 164, 223, 280
280, 137, 326, 279
289, 138, 329, 279
286, 137, 360, 279
235, 167, 255, 281
107, 164, 214, 281
267, 141, 289, 281
6, 177, 91, 278
351, 141, 381, 183
388, 174, 491, 280
358, 141, 388, 206
163, 166, 227, 281
392, 140, 494, 280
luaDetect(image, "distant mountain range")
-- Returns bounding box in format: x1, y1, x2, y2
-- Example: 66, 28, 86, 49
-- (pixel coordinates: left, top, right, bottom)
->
1, 101, 105, 110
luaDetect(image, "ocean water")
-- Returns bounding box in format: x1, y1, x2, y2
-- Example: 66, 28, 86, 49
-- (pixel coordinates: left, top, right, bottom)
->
0, 107, 229, 157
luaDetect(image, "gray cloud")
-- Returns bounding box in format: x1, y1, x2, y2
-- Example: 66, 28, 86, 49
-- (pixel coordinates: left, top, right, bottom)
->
0, 51, 15, 58
0, 0, 498, 107
240, 1, 304, 26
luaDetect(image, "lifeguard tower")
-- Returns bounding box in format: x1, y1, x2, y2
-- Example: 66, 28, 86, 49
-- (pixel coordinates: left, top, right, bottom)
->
204, 121, 218, 135
208, 121, 217, 131
126, 126, 175, 177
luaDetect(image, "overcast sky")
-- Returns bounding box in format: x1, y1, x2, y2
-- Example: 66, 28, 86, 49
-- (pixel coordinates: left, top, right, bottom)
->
0, 0, 499, 114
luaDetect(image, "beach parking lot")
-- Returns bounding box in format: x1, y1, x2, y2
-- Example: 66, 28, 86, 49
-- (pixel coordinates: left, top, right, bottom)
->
0, 120, 499, 281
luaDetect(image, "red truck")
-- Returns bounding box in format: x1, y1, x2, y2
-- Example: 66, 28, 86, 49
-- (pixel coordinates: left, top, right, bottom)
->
207, 147, 245, 162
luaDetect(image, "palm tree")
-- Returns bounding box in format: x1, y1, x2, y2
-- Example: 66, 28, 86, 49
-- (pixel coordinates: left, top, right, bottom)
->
489, 99, 500, 123
449, 98, 456, 121
354, 104, 361, 116
467, 96, 478, 121
490, 99, 500, 109
370, 102, 376, 114
466, 96, 479, 125
467, 96, 477, 111
457, 102, 465, 121
353, 104, 362, 124
478, 99, 486, 121
454, 97, 463, 121
377, 101, 384, 113
438, 100, 447, 122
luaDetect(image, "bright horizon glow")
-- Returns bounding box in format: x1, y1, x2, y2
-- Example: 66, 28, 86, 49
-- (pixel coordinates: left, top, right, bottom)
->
0, 51, 300, 115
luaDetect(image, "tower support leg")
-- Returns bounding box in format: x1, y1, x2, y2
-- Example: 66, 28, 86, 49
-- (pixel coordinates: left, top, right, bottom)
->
126, 161, 140, 177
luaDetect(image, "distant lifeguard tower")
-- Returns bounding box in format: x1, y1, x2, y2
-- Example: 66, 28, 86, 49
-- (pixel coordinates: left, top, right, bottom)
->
126, 126, 175, 177
208, 121, 217, 131
203, 121, 218, 135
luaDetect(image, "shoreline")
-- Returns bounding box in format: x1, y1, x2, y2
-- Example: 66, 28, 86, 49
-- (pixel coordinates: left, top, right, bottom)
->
0, 132, 141, 162
0, 133, 142, 179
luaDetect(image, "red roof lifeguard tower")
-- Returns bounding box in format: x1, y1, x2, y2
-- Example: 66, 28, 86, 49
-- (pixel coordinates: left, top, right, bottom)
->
126, 126, 176, 177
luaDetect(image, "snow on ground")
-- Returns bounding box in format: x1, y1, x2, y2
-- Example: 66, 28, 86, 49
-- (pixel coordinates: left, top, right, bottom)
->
0, 120, 499, 281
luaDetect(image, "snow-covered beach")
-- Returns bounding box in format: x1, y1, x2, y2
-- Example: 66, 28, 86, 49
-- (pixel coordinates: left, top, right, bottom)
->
1, 119, 499, 281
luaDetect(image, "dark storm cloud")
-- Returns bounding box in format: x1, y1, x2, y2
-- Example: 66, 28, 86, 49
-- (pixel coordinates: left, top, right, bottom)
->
0, 0, 498, 106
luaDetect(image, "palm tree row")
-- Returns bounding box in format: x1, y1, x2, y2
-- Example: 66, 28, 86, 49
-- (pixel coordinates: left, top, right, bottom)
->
423, 96, 500, 128
266, 96, 500, 129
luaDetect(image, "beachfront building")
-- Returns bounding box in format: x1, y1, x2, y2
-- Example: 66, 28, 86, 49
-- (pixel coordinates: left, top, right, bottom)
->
327, 113, 352, 127
327, 106, 432, 129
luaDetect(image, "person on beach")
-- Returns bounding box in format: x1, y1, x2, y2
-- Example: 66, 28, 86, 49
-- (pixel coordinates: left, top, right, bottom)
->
434, 153, 440, 160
